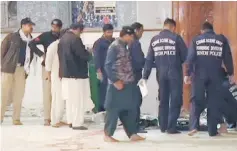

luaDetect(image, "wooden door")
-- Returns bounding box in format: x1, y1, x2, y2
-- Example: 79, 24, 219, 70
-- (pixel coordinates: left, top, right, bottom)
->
172, 1, 214, 112
213, 2, 237, 81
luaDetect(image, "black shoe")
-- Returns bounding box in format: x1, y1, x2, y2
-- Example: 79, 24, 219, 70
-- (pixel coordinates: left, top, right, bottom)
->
72, 126, 88, 130
161, 130, 166, 133
167, 130, 181, 134
209, 132, 219, 137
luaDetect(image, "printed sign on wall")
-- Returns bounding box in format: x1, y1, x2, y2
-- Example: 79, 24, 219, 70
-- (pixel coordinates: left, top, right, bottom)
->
72, 1, 118, 29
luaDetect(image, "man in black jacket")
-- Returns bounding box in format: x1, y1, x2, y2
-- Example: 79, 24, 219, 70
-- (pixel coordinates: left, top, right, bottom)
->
58, 23, 91, 130
28, 19, 63, 126
1, 17, 35, 125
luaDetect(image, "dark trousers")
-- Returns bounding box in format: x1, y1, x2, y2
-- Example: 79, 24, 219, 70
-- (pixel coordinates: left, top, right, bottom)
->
98, 81, 107, 112
220, 82, 237, 123
158, 76, 183, 132
136, 106, 141, 131
191, 76, 223, 136
189, 97, 237, 131
189, 101, 205, 130
104, 109, 137, 138
135, 91, 142, 131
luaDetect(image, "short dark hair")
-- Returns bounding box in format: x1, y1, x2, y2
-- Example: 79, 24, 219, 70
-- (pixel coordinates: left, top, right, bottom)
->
131, 22, 143, 31
21, 17, 35, 26
120, 26, 135, 37
70, 23, 84, 31
103, 24, 114, 32
164, 18, 176, 27
202, 22, 213, 31
51, 19, 63, 28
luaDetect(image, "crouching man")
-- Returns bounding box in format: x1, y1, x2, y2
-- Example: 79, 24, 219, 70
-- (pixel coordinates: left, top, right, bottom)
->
103, 26, 145, 142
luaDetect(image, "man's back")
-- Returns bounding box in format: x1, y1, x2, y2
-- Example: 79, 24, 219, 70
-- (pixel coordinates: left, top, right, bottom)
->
148, 30, 187, 79
58, 31, 89, 79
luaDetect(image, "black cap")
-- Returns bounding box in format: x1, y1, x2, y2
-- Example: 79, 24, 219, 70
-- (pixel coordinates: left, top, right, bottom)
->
70, 23, 84, 31
21, 17, 35, 26
121, 26, 135, 35
51, 19, 63, 27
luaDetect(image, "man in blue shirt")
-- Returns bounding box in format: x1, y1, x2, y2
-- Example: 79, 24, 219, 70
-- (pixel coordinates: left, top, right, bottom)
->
130, 22, 146, 133
93, 24, 114, 112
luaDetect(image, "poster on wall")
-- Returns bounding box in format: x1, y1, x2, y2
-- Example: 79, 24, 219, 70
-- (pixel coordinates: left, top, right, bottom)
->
71, 1, 118, 30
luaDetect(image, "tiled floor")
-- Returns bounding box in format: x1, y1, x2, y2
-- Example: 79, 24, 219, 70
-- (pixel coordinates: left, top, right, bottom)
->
1, 117, 237, 151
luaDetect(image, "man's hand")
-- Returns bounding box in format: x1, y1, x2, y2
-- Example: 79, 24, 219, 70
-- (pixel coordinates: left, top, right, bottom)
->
184, 76, 191, 84
45, 71, 51, 81
228, 75, 235, 84
86, 47, 93, 53
96, 69, 103, 81
137, 79, 147, 86
180, 30, 185, 38
40, 54, 46, 64
113, 80, 124, 90
97, 72, 103, 81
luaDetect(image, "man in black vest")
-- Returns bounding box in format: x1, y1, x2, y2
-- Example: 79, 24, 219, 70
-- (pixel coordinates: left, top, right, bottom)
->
29, 19, 63, 126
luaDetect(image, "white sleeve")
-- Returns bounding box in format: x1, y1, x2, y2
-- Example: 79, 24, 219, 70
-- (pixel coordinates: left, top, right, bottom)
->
45, 40, 58, 72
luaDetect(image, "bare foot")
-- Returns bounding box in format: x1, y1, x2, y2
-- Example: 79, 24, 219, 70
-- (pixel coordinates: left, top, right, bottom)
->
104, 135, 119, 142
52, 122, 64, 128
130, 134, 146, 142
188, 129, 198, 136
60, 121, 69, 126
218, 124, 228, 134
13, 120, 23, 125
44, 119, 51, 126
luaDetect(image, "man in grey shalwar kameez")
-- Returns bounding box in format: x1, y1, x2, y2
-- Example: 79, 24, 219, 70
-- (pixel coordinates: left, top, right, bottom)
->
103, 26, 145, 142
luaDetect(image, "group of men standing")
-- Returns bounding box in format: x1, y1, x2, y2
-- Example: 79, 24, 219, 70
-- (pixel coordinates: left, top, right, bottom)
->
1, 18, 93, 129
97, 18, 236, 141
1, 16, 236, 142
142, 19, 236, 137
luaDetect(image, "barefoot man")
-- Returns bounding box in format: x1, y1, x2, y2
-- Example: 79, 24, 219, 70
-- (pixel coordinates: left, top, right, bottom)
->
104, 26, 145, 142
